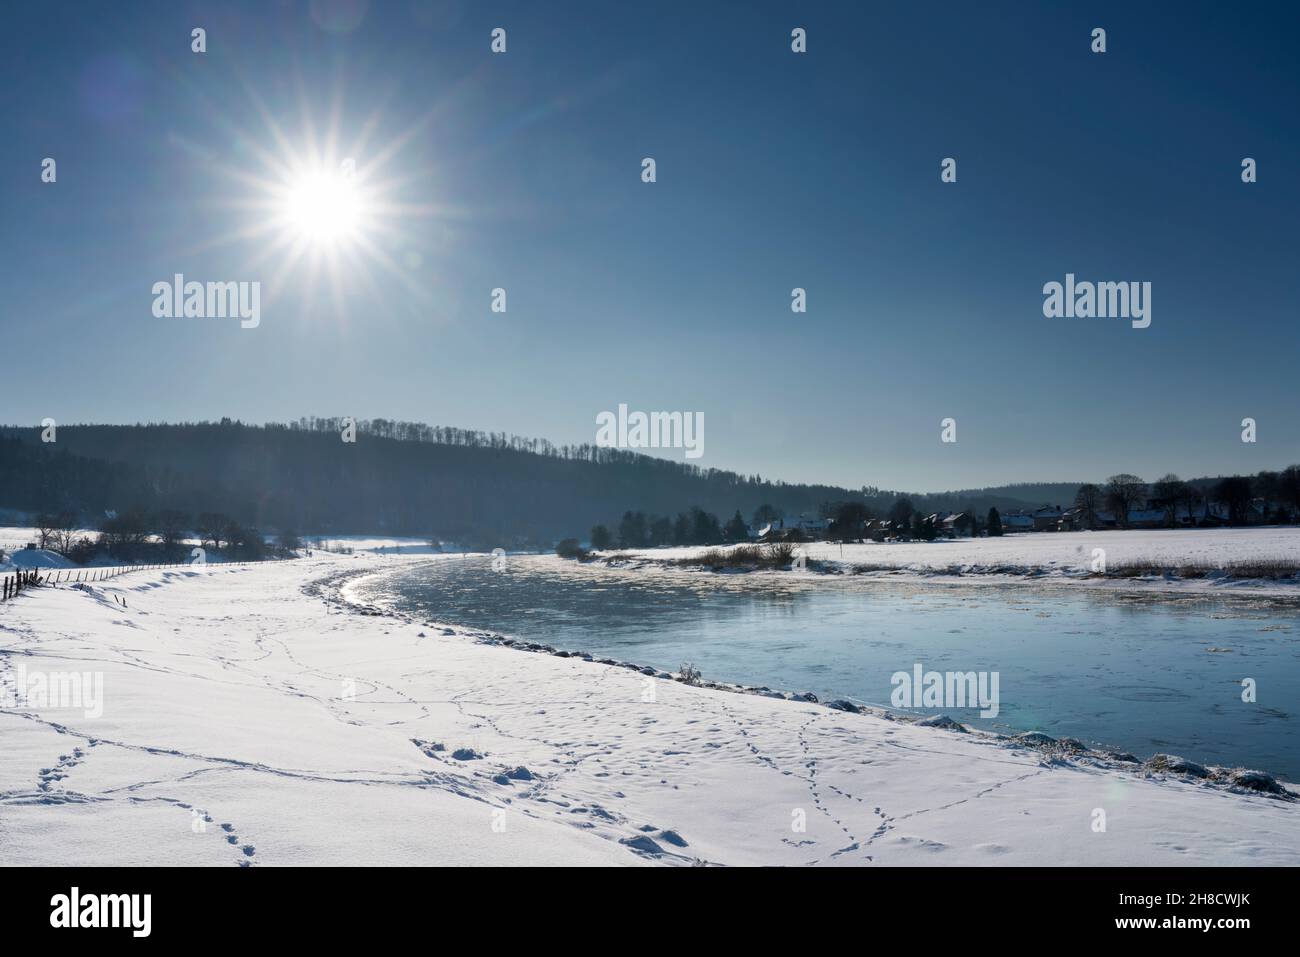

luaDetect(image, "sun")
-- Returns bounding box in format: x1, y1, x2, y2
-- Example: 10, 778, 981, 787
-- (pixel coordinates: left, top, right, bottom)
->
281, 166, 364, 245
182, 75, 457, 325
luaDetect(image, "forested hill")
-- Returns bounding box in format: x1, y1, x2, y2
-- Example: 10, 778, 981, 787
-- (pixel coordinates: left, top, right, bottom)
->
0, 419, 1075, 544
932, 483, 1085, 506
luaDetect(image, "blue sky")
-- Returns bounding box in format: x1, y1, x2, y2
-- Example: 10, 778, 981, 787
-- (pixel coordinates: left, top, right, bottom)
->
2, 1, 1297, 491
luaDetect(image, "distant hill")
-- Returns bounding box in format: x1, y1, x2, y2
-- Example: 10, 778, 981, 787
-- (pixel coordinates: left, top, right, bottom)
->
919, 483, 1084, 511
0, 420, 1233, 544
0, 420, 872, 545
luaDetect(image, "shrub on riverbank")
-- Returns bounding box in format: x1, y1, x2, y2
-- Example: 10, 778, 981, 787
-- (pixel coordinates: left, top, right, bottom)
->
555, 538, 589, 560
1104, 558, 1300, 579
678, 542, 809, 570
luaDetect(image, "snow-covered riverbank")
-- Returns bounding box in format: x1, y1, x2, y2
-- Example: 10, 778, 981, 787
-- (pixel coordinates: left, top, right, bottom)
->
2, 553, 1296, 866
601, 527, 1300, 599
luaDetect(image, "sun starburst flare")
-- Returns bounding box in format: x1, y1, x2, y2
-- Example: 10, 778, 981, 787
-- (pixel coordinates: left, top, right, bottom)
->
169, 70, 460, 328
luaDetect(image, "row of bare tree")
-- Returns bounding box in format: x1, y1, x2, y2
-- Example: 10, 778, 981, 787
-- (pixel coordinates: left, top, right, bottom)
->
1072, 467, 1300, 527
31, 508, 298, 564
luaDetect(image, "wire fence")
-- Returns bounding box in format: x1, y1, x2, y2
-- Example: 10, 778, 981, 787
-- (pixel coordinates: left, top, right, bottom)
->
1, 557, 298, 603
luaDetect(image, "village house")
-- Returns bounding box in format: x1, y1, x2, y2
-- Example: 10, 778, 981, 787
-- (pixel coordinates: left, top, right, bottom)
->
1032, 505, 1064, 531
758, 514, 830, 542
1124, 508, 1168, 529
1057, 507, 1088, 531
1054, 499, 1272, 531
864, 519, 892, 542
999, 510, 1034, 532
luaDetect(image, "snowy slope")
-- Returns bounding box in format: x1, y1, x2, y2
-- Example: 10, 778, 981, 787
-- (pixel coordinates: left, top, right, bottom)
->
1, 554, 1296, 866
4, 549, 75, 570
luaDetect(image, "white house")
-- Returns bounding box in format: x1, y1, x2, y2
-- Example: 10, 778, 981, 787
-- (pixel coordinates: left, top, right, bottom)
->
759, 514, 830, 540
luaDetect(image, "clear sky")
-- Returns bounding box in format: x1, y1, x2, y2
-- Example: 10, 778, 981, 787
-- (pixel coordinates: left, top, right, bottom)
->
2, 1, 1297, 492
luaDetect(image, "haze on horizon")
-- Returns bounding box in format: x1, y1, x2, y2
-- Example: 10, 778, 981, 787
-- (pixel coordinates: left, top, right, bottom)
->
3, 1, 1297, 492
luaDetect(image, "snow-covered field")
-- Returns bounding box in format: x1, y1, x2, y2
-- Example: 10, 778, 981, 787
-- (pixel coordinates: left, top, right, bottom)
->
0, 527, 444, 573
611, 527, 1300, 593
1, 552, 1296, 866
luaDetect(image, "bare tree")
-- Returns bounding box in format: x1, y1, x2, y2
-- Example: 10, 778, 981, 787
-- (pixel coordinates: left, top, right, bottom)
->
99, 508, 151, 559
157, 509, 190, 556
53, 511, 79, 555
1254, 470, 1281, 512
196, 512, 228, 551
34, 513, 58, 550
1073, 483, 1102, 529
1213, 476, 1254, 525
1103, 474, 1146, 527
1152, 474, 1188, 527
1177, 482, 1203, 525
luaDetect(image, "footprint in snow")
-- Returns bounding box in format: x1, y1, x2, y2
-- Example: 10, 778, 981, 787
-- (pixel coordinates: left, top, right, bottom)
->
619, 834, 664, 855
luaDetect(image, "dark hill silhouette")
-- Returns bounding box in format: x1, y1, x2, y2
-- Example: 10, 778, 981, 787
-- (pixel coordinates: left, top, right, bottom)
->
7, 420, 1269, 545
1, 419, 876, 545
